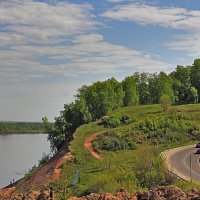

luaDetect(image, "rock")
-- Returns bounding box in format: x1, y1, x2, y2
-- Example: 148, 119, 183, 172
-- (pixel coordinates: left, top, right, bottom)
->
116, 189, 137, 200
3, 185, 200, 200
135, 186, 187, 200
98, 192, 118, 200
69, 189, 137, 200
186, 188, 200, 200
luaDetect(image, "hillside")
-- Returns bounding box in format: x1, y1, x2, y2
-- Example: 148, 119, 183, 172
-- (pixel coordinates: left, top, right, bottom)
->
41, 104, 200, 198
2, 104, 200, 199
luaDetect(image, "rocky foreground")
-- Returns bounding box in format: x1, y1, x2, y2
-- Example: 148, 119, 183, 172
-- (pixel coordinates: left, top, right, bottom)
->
70, 187, 200, 200
2, 186, 200, 200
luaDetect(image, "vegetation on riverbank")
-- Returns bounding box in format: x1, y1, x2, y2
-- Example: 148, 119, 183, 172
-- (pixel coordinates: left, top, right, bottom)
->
39, 59, 200, 199
43, 59, 200, 153
0, 122, 44, 134
45, 104, 200, 199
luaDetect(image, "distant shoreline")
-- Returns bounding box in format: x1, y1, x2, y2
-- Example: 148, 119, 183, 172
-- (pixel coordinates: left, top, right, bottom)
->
0, 131, 45, 135
0, 122, 46, 135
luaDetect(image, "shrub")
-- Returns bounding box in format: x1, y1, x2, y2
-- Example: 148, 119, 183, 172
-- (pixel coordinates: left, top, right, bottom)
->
86, 174, 113, 194
133, 146, 167, 188
38, 153, 51, 167
160, 94, 172, 112
101, 113, 135, 128
92, 131, 137, 152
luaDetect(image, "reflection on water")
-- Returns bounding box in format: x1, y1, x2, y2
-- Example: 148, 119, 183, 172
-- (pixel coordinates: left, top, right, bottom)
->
0, 134, 50, 189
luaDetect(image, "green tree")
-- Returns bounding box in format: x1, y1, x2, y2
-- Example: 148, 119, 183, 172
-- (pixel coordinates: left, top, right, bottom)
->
122, 76, 138, 106
110, 78, 125, 109
134, 72, 151, 104
190, 87, 198, 103
170, 65, 192, 103
160, 94, 171, 112
43, 99, 92, 152
43, 115, 68, 152
78, 78, 124, 120
63, 99, 92, 133
191, 59, 200, 102
149, 72, 174, 104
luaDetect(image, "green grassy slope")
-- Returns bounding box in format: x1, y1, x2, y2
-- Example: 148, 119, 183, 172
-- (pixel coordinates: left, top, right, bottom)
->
50, 104, 200, 199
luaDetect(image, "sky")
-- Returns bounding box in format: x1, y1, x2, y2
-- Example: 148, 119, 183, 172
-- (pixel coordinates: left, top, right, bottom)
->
0, 0, 200, 122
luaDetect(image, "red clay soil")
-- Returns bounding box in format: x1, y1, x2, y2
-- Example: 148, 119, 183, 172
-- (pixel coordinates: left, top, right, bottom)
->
0, 139, 73, 198
84, 132, 103, 160
0, 187, 16, 198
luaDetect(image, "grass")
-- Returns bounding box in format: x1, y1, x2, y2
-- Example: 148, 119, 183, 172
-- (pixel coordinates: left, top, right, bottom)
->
50, 104, 200, 198
173, 180, 200, 191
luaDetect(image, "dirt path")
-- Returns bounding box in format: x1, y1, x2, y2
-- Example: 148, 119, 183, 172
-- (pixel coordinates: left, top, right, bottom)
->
84, 133, 103, 160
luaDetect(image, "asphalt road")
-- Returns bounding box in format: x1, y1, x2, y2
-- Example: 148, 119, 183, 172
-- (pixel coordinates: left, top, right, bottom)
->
163, 145, 200, 182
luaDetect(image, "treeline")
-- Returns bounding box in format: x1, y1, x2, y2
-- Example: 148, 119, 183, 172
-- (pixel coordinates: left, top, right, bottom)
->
43, 59, 200, 152
0, 122, 44, 134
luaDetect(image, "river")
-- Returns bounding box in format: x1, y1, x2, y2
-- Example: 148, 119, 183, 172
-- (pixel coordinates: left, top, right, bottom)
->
0, 133, 50, 189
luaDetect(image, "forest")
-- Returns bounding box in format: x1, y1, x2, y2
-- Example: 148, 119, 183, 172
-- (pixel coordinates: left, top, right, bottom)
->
43, 59, 200, 152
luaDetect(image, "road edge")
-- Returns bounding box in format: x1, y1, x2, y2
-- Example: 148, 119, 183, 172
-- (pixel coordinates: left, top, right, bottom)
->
161, 145, 195, 181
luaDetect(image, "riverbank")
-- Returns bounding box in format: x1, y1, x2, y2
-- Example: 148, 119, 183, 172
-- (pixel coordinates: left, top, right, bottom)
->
0, 121, 45, 134
0, 131, 45, 134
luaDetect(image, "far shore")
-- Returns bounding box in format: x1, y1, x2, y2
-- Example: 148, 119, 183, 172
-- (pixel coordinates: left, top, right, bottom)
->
0, 131, 46, 135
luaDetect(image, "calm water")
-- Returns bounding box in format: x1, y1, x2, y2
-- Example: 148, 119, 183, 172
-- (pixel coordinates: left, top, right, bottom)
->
0, 134, 50, 189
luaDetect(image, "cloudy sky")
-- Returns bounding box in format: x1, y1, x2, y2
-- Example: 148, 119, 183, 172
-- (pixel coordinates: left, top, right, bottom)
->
0, 0, 200, 121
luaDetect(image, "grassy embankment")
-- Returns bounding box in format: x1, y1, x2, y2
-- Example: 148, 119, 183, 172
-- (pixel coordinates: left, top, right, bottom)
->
49, 104, 200, 199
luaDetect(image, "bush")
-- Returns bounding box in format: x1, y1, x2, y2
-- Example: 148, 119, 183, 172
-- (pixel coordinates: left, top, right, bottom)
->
101, 113, 135, 128
133, 146, 167, 188
136, 112, 200, 145
92, 131, 137, 152
38, 153, 51, 167
160, 94, 172, 112
87, 174, 110, 193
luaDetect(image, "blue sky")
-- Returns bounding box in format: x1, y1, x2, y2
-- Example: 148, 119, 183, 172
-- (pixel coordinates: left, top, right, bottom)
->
0, 0, 200, 121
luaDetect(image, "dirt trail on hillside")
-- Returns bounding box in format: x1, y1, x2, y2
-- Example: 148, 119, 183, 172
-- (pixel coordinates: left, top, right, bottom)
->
84, 133, 103, 160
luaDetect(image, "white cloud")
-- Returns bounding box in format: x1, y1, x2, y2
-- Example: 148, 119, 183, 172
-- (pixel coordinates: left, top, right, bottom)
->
0, 33, 171, 83
0, 1, 96, 45
0, 0, 174, 121
102, 3, 200, 56
106, 0, 129, 2
106, 0, 140, 3
0, 0, 172, 82
102, 3, 200, 32
167, 34, 200, 57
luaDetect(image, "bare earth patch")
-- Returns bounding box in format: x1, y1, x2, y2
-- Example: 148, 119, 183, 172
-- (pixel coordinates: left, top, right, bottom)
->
84, 132, 103, 160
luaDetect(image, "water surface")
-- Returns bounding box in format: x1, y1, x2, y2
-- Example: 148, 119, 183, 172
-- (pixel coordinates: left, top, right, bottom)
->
0, 134, 50, 189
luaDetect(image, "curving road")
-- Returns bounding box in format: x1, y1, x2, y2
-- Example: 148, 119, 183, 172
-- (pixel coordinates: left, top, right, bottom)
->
163, 145, 200, 182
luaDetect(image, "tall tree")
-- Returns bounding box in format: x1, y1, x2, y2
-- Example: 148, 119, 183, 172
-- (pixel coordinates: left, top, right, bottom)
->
43, 115, 68, 152
190, 87, 198, 103
170, 65, 192, 103
149, 72, 174, 104
134, 72, 151, 104
122, 76, 138, 106
191, 59, 200, 102
77, 78, 124, 120
63, 99, 92, 134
